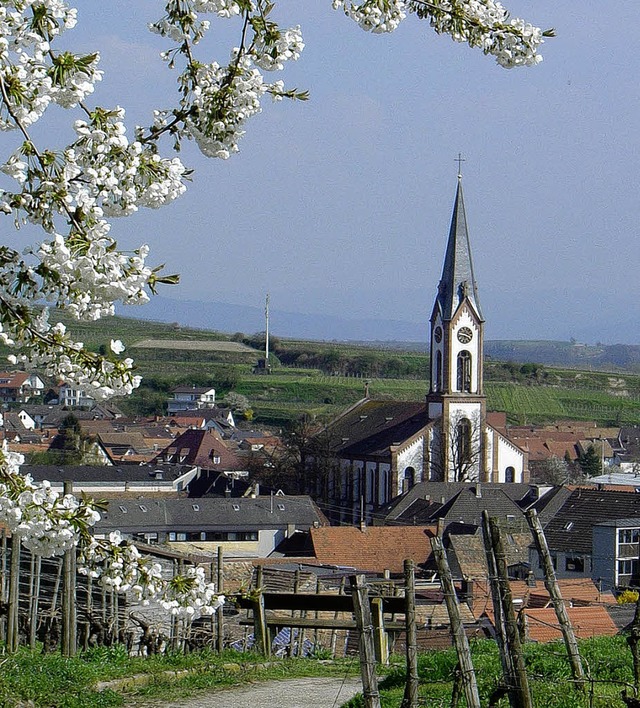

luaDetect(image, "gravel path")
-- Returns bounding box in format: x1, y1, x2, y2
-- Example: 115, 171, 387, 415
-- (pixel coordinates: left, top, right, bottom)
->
132, 676, 363, 708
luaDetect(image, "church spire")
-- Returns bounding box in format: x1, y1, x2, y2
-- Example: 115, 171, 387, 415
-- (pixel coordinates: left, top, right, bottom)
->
436, 176, 484, 322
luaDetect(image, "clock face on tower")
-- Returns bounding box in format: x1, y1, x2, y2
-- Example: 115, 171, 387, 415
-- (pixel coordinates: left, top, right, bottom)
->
457, 326, 473, 344
434, 326, 442, 343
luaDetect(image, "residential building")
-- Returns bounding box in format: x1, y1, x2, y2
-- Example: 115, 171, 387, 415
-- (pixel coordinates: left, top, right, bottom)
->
167, 386, 216, 414
93, 495, 326, 557
529, 486, 640, 590
0, 371, 45, 403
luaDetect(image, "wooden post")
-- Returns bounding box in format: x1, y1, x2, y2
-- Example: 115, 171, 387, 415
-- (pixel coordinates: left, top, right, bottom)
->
29, 553, 41, 650
526, 509, 585, 690
430, 535, 481, 708
61, 480, 77, 656
488, 517, 533, 708
216, 546, 224, 652
253, 565, 270, 656
402, 559, 418, 708
7, 535, 21, 654
0, 529, 6, 644
331, 576, 346, 658
371, 598, 388, 665
350, 574, 381, 708
482, 510, 517, 707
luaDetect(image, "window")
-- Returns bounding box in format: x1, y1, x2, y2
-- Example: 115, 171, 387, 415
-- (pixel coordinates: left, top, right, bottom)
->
402, 467, 415, 494
618, 559, 639, 579
177, 532, 187, 541
457, 418, 472, 464
456, 350, 472, 392
139, 505, 147, 512
565, 557, 585, 572
192, 504, 200, 512
563, 521, 574, 531
505, 466, 515, 483
168, 532, 177, 541
619, 529, 640, 545
435, 351, 442, 391
277, 503, 285, 511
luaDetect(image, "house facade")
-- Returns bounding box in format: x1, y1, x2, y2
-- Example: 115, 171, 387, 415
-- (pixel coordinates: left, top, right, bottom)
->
0, 371, 45, 403
167, 386, 216, 414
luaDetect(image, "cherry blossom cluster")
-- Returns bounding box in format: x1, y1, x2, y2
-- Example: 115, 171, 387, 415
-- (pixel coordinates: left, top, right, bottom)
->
415, 0, 547, 68
0, 448, 224, 619
332, 0, 407, 34
160, 565, 225, 619
333, 0, 551, 68
0, 447, 101, 556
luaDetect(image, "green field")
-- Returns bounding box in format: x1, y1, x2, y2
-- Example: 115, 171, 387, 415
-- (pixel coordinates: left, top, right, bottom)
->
9, 313, 640, 427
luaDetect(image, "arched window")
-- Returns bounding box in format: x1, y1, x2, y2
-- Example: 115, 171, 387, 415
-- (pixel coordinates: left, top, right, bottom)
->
402, 466, 415, 494
505, 466, 515, 483
457, 417, 472, 464
435, 351, 442, 391
457, 350, 472, 392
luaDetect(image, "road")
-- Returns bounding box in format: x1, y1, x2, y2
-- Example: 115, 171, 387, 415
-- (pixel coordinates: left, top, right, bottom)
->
132, 676, 364, 708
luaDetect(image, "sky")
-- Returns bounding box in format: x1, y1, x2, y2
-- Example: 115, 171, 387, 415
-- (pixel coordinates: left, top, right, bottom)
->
10, 1, 640, 344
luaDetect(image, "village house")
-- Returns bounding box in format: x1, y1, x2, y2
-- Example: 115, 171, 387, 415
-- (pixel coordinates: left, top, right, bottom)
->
0, 371, 45, 404
529, 486, 640, 591
167, 385, 216, 414
93, 494, 326, 557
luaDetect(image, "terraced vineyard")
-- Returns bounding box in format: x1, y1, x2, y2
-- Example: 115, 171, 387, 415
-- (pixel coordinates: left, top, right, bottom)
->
8, 312, 640, 427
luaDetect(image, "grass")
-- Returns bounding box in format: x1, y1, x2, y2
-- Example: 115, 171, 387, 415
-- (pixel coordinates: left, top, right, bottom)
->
0, 646, 361, 708
344, 636, 636, 708
3, 636, 638, 708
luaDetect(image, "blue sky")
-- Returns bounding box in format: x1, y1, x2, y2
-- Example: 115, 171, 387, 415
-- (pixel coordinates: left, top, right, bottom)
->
32, 2, 640, 343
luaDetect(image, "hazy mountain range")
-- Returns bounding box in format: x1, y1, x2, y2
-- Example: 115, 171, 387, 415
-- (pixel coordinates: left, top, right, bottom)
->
124, 295, 427, 342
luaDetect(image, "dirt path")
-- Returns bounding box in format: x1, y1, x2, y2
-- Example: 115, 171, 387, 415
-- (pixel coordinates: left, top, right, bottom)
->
132, 676, 363, 708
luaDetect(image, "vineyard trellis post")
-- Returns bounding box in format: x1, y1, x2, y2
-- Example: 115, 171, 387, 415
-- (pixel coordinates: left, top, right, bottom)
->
216, 546, 224, 652
349, 574, 381, 708
402, 558, 418, 708
430, 534, 481, 708
7, 534, 20, 653
526, 508, 585, 691
487, 517, 532, 708
482, 510, 517, 707
61, 480, 77, 657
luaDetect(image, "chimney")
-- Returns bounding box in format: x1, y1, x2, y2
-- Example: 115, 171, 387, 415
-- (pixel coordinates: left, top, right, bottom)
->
475, 483, 482, 498
436, 517, 445, 537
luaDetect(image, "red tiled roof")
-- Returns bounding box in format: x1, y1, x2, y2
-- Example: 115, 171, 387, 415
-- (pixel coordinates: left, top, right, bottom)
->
524, 606, 618, 643
310, 525, 437, 574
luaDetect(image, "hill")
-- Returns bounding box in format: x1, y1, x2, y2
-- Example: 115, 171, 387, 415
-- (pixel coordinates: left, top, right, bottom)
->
6, 312, 640, 427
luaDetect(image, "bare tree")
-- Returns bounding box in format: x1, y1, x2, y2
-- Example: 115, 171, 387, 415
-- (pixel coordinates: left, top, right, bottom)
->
430, 411, 483, 482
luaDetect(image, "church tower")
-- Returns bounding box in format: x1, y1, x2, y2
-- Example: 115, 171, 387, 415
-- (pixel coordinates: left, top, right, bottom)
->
427, 174, 487, 482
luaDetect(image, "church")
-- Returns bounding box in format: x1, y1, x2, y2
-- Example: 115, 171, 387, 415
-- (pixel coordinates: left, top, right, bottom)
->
306, 175, 528, 524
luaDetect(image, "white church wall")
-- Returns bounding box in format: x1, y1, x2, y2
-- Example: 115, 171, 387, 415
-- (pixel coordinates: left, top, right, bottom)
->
397, 438, 424, 495
495, 436, 525, 483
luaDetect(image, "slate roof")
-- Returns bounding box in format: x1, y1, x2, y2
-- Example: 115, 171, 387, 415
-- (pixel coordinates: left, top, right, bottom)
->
309, 525, 437, 574
538, 487, 640, 554
321, 399, 429, 459
448, 532, 533, 581
383, 482, 534, 522
24, 463, 190, 485
434, 177, 483, 322
95, 495, 325, 534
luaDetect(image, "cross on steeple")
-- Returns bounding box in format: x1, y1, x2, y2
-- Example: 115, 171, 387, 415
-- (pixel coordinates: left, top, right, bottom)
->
455, 152, 465, 178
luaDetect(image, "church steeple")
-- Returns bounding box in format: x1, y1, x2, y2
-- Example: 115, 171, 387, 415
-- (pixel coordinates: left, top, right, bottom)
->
435, 176, 483, 323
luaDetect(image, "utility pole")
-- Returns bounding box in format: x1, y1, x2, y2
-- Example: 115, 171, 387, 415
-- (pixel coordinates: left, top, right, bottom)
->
264, 293, 270, 373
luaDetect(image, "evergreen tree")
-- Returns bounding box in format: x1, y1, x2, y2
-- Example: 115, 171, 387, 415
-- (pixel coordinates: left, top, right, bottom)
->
578, 445, 602, 478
